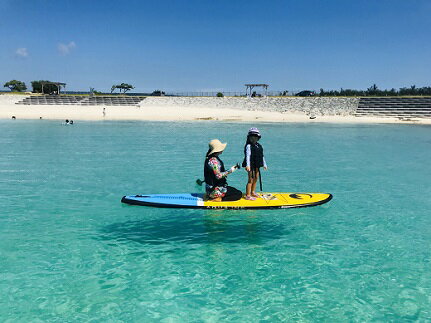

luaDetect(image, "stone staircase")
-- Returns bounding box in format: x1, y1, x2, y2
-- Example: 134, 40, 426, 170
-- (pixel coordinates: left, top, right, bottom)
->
356, 97, 431, 118
81, 96, 144, 106
16, 95, 85, 105
16, 95, 145, 106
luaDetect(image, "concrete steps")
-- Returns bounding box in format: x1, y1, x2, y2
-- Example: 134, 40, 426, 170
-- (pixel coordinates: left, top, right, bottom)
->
16, 95, 146, 106
81, 96, 144, 106
17, 96, 85, 105
356, 97, 431, 118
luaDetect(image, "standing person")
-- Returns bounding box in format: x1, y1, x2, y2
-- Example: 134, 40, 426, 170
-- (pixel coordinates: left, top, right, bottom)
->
242, 127, 267, 200
204, 139, 242, 202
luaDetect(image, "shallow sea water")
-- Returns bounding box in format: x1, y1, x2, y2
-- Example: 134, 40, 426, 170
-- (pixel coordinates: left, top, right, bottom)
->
0, 120, 430, 321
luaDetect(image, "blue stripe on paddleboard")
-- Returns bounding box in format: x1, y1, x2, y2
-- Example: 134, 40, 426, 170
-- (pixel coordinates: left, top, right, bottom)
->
124, 193, 204, 207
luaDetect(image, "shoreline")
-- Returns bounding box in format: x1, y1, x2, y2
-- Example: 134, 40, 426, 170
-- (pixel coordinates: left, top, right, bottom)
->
1, 104, 430, 125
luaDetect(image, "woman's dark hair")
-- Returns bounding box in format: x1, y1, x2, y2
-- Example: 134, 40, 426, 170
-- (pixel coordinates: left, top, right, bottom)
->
206, 149, 223, 158
244, 134, 259, 149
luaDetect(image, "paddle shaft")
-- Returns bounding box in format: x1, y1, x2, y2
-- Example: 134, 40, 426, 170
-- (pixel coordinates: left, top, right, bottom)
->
259, 169, 263, 191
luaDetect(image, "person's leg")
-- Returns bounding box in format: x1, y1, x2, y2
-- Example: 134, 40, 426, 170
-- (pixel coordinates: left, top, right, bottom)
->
222, 186, 243, 201
208, 186, 226, 202
246, 170, 254, 199
251, 168, 260, 197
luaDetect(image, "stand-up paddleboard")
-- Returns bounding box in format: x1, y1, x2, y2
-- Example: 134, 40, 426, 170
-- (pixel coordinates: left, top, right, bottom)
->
121, 193, 332, 209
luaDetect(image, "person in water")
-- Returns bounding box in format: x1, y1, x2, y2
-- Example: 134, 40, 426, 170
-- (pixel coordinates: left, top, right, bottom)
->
242, 127, 267, 200
204, 139, 242, 202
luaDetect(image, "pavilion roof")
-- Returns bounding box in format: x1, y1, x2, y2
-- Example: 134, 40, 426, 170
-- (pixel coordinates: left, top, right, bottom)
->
40, 81, 66, 86
244, 84, 269, 87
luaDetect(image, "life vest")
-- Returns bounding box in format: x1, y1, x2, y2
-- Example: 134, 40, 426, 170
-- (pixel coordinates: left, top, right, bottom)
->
204, 156, 227, 188
242, 143, 264, 168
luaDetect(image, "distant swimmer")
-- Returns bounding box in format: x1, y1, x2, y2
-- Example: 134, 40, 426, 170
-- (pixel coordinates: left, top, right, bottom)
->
12, 116, 16, 119
63, 119, 74, 125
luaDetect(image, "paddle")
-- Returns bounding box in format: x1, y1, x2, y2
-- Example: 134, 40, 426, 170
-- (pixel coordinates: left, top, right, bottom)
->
196, 163, 241, 186
259, 170, 263, 191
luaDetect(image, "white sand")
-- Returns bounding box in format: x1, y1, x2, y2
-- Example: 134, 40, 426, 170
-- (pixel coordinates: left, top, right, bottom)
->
1, 100, 430, 125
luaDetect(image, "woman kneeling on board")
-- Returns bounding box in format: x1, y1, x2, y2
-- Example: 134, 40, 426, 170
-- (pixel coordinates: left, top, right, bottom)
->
204, 139, 242, 202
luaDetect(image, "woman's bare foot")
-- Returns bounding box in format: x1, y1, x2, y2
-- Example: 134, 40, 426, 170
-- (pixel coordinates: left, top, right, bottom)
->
210, 197, 222, 202
245, 195, 256, 201
251, 192, 260, 198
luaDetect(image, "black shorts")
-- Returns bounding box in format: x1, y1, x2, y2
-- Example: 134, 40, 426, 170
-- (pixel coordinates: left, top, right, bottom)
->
222, 186, 243, 201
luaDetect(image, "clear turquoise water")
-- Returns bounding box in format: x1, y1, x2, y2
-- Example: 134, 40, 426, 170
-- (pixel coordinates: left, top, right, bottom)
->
1, 120, 430, 321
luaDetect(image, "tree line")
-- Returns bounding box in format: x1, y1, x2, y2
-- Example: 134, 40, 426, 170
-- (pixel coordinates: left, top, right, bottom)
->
2, 80, 135, 95
3, 80, 61, 93
315, 84, 431, 97
279, 85, 431, 96
3, 80, 431, 96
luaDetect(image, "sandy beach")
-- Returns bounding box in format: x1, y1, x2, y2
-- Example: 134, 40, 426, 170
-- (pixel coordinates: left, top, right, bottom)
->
0, 104, 429, 124
1, 95, 430, 124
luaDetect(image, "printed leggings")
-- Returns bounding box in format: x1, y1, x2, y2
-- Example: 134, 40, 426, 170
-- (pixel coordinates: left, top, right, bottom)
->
206, 185, 228, 199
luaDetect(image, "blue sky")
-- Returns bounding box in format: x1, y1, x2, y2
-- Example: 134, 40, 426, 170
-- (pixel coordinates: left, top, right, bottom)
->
1, 0, 430, 92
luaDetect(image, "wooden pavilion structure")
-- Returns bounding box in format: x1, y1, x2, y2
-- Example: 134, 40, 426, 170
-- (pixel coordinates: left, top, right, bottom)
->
245, 84, 269, 97
40, 81, 66, 95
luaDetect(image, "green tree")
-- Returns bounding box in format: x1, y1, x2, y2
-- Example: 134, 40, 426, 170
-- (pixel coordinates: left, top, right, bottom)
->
366, 84, 379, 96
152, 90, 165, 96
111, 83, 134, 94
4, 80, 27, 92
118, 83, 134, 93
216, 92, 224, 97
31, 80, 59, 94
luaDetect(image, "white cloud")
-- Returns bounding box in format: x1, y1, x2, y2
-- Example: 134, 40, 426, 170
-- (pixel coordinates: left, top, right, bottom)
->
58, 41, 76, 55
15, 47, 28, 58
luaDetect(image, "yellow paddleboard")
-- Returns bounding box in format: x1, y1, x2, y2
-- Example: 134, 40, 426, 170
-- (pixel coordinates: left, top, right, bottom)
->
122, 193, 332, 209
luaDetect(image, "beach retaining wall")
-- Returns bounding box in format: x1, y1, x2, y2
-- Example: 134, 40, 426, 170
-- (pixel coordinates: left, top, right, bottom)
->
140, 97, 359, 116
0, 94, 29, 105
1, 94, 359, 116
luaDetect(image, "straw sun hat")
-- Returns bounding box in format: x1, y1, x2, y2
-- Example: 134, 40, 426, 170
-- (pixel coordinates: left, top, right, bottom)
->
208, 139, 227, 155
